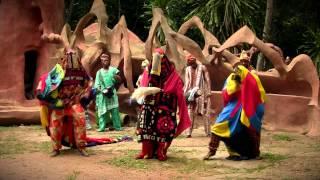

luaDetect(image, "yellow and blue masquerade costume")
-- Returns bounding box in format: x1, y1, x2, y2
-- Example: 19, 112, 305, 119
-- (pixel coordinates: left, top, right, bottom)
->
210, 65, 266, 158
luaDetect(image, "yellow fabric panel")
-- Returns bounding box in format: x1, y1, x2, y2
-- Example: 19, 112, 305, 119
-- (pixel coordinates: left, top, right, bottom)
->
235, 65, 249, 82
150, 53, 162, 76
40, 105, 49, 128
240, 109, 250, 127
211, 121, 231, 138
225, 73, 240, 95
56, 64, 65, 79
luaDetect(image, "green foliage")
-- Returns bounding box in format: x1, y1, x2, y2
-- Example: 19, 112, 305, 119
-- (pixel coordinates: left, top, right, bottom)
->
64, 0, 94, 30
271, 0, 320, 61
298, 28, 320, 75
140, 0, 177, 44
184, 0, 264, 43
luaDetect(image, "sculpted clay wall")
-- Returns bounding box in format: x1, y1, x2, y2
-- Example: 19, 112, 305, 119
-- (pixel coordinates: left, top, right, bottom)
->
206, 64, 317, 98
0, 0, 64, 124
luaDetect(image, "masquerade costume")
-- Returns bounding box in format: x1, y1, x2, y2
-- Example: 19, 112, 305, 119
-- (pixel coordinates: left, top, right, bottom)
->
135, 48, 191, 161
37, 49, 90, 156
205, 65, 265, 160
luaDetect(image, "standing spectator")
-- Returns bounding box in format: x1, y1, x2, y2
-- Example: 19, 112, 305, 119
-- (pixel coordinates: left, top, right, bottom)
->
184, 54, 212, 137
94, 51, 122, 132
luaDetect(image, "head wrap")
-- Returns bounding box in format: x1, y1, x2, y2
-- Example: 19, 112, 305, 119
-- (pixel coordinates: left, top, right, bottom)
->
239, 50, 249, 61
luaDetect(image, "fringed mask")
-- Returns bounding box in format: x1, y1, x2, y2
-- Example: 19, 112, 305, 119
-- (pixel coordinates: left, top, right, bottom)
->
62, 48, 82, 70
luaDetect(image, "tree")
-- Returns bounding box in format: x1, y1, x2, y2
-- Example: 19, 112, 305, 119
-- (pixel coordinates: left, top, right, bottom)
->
256, 0, 273, 71
140, 0, 176, 43
184, 0, 263, 46
299, 28, 320, 75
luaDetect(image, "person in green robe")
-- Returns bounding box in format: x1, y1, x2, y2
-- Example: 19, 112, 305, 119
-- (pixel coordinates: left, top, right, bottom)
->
94, 51, 122, 132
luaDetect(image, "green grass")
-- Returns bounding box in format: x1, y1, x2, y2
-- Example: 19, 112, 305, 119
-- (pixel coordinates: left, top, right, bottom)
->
103, 150, 149, 169
310, 143, 320, 151
34, 141, 51, 153
0, 135, 28, 157
245, 164, 271, 173
169, 148, 195, 154
261, 152, 288, 163
0, 126, 16, 132
0, 132, 52, 157
167, 156, 218, 174
103, 149, 219, 174
66, 170, 80, 180
28, 125, 44, 131
272, 134, 295, 141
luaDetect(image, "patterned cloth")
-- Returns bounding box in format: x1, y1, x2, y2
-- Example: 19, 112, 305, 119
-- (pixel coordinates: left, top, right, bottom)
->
58, 67, 89, 107
36, 64, 65, 109
184, 64, 211, 115
137, 52, 191, 142
50, 104, 86, 150
210, 65, 265, 158
184, 64, 212, 135
36, 50, 90, 151
135, 48, 191, 161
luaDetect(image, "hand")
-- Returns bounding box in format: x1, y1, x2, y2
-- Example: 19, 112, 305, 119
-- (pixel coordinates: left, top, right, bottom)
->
102, 89, 110, 96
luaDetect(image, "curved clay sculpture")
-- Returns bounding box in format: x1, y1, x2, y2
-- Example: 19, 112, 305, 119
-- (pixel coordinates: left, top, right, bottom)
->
0, 1, 319, 136
170, 18, 320, 136
212, 26, 319, 107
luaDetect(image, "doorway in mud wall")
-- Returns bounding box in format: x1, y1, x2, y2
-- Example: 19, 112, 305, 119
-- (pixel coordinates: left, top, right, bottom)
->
24, 50, 38, 100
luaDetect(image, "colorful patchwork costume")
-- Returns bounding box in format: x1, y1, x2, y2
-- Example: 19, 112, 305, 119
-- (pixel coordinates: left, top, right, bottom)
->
204, 65, 266, 160
37, 48, 90, 156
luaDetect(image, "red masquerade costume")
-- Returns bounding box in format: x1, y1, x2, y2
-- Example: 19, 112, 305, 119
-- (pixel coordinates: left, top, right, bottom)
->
136, 48, 191, 161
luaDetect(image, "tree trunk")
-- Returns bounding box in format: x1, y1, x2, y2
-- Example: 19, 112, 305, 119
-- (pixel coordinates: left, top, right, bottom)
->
256, 0, 273, 71
66, 0, 75, 23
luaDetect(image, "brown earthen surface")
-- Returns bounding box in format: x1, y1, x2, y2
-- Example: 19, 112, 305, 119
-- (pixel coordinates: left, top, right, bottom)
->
0, 0, 64, 123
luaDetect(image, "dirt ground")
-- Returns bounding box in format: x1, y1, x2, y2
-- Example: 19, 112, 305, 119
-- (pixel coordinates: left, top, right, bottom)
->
0, 124, 319, 180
